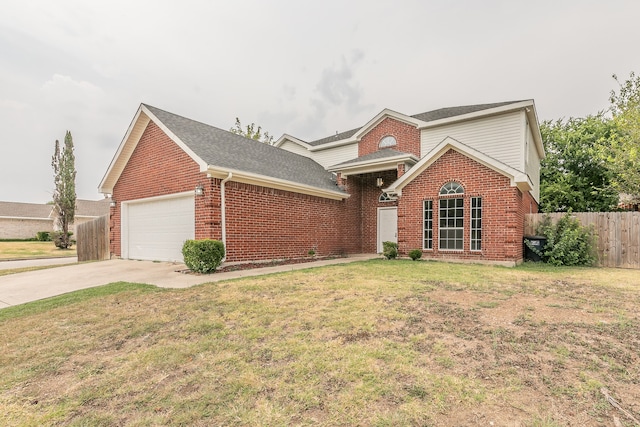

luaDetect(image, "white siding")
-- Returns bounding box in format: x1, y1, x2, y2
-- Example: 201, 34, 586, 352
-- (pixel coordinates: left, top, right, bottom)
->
279, 141, 312, 158
421, 111, 525, 171
526, 125, 541, 202
312, 143, 359, 168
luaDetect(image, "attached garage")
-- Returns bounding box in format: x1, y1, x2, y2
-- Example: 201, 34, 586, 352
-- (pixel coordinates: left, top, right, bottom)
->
122, 192, 194, 262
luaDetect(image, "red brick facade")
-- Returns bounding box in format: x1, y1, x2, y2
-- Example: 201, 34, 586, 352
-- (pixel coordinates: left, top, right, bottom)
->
110, 115, 538, 265
399, 149, 536, 263
110, 121, 363, 262
359, 118, 421, 158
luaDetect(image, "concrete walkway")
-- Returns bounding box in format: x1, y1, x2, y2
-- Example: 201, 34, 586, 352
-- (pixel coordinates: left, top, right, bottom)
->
0, 255, 377, 309
0, 257, 78, 270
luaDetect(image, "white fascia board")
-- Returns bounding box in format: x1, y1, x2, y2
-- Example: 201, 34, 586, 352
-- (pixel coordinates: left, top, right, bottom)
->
524, 102, 545, 159
386, 137, 530, 194
274, 134, 312, 150
99, 106, 149, 194
309, 109, 426, 153
327, 154, 418, 175
206, 166, 349, 201
98, 104, 209, 195
418, 100, 535, 130
141, 105, 208, 172
351, 108, 425, 140
308, 139, 358, 152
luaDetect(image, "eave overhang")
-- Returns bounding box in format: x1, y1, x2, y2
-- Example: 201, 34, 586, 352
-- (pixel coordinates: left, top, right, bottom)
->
327, 153, 419, 177
206, 167, 349, 201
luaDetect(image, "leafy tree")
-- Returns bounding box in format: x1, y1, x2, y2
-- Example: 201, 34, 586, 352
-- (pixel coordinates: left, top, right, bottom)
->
607, 72, 640, 202
230, 117, 274, 145
51, 131, 77, 249
539, 115, 618, 212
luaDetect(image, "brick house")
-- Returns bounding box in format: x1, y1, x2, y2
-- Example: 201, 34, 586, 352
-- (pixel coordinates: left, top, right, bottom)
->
99, 101, 543, 265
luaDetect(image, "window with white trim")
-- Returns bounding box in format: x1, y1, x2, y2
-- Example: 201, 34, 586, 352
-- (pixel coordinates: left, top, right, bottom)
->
379, 135, 397, 148
438, 182, 464, 250
379, 192, 397, 202
471, 197, 482, 251
423, 200, 433, 249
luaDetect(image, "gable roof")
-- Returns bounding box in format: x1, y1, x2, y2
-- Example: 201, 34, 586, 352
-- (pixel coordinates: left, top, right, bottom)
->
384, 136, 532, 196
0, 202, 54, 220
274, 100, 544, 156
100, 104, 348, 200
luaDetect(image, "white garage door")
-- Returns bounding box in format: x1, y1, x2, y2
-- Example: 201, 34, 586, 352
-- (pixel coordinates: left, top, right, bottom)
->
123, 193, 195, 262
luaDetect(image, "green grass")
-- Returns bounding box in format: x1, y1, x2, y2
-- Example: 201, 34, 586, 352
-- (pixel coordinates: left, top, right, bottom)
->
0, 241, 76, 260
1, 260, 639, 426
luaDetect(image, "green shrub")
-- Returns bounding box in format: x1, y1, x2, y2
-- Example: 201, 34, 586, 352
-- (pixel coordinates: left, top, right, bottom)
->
408, 249, 423, 261
182, 239, 225, 273
532, 213, 596, 266
382, 241, 398, 260
36, 231, 51, 241
51, 231, 73, 249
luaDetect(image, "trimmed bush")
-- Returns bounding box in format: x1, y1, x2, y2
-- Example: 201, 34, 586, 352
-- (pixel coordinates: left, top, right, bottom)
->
529, 213, 596, 266
182, 239, 225, 273
51, 231, 73, 249
382, 241, 398, 260
408, 249, 423, 261
36, 231, 51, 242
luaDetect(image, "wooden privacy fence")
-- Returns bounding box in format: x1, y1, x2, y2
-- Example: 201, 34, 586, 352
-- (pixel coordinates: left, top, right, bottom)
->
76, 215, 110, 262
525, 212, 640, 269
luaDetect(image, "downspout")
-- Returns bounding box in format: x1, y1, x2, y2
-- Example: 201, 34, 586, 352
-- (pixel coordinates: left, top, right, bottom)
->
220, 172, 233, 262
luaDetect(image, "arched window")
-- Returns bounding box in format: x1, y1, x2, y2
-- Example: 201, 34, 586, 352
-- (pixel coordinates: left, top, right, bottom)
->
379, 135, 397, 148
379, 192, 397, 202
439, 181, 464, 195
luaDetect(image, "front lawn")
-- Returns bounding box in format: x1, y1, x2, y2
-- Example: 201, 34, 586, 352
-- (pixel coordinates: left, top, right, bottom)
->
0, 241, 76, 260
0, 260, 638, 426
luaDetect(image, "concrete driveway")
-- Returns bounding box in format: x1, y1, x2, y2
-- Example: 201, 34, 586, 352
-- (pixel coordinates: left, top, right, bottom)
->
0, 255, 376, 309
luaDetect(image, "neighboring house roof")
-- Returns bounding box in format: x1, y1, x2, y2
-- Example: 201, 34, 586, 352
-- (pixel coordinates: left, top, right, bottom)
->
0, 202, 53, 220
75, 199, 111, 217
100, 105, 347, 200
0, 199, 110, 220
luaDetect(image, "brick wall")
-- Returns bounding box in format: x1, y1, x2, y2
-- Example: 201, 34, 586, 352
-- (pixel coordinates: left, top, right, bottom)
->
110, 121, 363, 261
359, 117, 420, 157
398, 149, 530, 263
110, 121, 208, 257
223, 181, 361, 261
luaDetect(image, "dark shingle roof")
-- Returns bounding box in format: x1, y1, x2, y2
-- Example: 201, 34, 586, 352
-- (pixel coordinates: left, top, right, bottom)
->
144, 105, 344, 195
410, 101, 523, 122
308, 101, 525, 147
331, 149, 415, 168
0, 202, 53, 219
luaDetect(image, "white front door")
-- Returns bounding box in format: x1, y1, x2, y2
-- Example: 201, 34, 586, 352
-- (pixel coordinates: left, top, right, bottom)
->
377, 207, 398, 253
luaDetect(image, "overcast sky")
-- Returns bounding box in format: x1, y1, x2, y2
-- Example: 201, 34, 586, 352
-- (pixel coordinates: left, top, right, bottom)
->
1, 0, 639, 203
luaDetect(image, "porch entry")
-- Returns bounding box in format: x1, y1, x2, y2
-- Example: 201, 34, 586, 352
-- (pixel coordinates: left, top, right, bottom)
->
377, 207, 397, 253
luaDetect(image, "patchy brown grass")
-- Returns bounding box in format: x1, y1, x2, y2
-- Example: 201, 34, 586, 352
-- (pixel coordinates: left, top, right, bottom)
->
0, 241, 76, 260
0, 260, 639, 426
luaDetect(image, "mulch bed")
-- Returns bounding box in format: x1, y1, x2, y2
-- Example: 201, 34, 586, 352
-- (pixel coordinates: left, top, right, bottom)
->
178, 256, 343, 275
